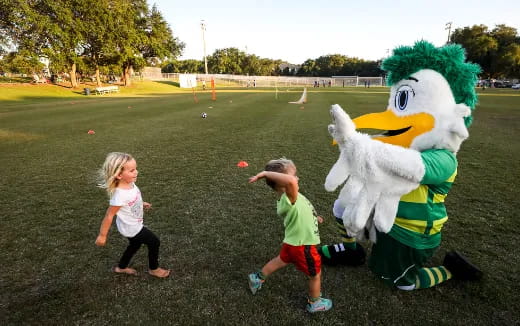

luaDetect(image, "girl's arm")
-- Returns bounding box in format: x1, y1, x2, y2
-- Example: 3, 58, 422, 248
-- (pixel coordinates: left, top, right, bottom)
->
95, 206, 121, 246
249, 171, 299, 204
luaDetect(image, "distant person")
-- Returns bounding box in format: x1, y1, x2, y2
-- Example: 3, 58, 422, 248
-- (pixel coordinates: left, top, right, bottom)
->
328, 80, 331, 87
202, 80, 206, 90
247, 158, 332, 313
95, 152, 170, 278
253, 79, 256, 87
368, 80, 371, 88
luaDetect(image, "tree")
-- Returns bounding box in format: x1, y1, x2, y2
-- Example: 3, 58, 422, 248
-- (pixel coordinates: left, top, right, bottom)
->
451, 24, 519, 78
0, 0, 87, 87
162, 59, 204, 73
1, 50, 43, 74
297, 59, 318, 76
207, 48, 245, 74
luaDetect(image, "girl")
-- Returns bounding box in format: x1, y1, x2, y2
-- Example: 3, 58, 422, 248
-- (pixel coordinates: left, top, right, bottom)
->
95, 152, 170, 278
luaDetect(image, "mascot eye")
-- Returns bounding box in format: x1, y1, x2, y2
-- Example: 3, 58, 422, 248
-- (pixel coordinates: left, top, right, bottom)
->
394, 85, 415, 111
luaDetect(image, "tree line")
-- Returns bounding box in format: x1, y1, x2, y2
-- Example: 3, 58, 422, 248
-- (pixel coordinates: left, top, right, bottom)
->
1, 0, 518, 86
162, 50, 383, 77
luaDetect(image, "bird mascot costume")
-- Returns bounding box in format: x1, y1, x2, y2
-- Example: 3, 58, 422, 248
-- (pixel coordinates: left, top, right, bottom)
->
319, 41, 483, 290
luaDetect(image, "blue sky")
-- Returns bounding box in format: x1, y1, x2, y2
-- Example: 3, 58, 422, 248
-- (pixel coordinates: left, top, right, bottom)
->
151, 0, 520, 64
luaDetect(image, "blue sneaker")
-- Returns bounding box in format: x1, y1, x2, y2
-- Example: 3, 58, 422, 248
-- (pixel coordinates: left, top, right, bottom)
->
248, 272, 264, 295
306, 297, 332, 313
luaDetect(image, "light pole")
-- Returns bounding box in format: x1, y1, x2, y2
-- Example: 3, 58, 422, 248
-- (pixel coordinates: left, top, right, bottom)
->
201, 20, 208, 74
445, 22, 452, 44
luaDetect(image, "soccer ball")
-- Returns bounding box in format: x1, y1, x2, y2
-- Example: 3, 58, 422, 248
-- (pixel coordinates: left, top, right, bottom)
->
201, 112, 208, 118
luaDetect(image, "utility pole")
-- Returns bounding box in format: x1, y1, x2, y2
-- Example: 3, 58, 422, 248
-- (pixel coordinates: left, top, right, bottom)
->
201, 20, 208, 74
445, 22, 452, 44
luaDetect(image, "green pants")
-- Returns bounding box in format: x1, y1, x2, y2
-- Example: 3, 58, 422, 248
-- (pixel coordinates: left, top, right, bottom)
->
369, 231, 438, 287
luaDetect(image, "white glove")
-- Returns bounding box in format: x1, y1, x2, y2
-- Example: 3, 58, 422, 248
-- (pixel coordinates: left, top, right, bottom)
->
325, 104, 425, 240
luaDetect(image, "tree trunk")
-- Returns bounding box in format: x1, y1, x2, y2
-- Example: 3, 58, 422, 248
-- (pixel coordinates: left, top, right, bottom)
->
69, 63, 78, 88
124, 65, 132, 86
95, 66, 101, 87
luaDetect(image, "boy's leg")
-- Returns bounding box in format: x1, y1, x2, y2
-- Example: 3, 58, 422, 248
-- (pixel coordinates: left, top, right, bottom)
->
308, 271, 321, 299
302, 248, 332, 313
249, 255, 288, 294
261, 255, 288, 277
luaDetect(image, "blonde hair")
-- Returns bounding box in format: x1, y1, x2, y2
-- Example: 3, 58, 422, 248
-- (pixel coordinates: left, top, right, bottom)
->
264, 158, 295, 189
97, 152, 134, 196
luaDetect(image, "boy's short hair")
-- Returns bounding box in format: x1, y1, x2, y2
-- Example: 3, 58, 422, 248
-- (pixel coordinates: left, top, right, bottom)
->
264, 158, 295, 189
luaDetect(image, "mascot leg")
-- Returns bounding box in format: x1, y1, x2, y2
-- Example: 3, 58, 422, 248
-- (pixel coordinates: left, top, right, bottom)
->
369, 232, 482, 290
318, 217, 366, 266
413, 251, 482, 289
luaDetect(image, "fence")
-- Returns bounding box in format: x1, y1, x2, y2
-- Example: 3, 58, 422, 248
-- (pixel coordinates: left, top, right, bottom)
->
147, 73, 384, 87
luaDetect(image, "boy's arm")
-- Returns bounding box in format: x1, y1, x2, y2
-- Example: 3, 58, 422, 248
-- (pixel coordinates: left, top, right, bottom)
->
249, 171, 299, 204
95, 206, 121, 246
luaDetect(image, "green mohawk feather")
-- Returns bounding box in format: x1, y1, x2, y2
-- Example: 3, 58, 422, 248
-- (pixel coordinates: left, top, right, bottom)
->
382, 40, 481, 127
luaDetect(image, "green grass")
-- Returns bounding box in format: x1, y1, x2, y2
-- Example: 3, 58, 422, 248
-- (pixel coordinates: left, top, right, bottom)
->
1, 82, 519, 325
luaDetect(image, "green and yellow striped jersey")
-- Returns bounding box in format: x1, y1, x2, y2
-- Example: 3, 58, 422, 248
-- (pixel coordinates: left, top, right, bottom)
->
389, 149, 457, 249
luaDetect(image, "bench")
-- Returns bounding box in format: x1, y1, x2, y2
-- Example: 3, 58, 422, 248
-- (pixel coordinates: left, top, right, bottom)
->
93, 85, 119, 95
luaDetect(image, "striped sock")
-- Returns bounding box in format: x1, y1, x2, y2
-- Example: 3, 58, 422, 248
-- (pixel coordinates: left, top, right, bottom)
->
415, 266, 452, 289
335, 218, 357, 249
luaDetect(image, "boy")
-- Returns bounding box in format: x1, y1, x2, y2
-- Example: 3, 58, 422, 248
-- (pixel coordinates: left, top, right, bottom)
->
248, 158, 332, 313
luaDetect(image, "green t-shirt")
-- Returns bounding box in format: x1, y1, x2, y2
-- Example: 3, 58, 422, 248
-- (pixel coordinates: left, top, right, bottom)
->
277, 192, 320, 246
389, 149, 457, 249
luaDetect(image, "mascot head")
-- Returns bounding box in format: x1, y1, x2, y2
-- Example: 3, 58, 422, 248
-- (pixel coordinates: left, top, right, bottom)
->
352, 40, 481, 153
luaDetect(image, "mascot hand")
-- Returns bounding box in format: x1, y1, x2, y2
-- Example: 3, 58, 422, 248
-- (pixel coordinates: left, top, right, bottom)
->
328, 104, 356, 144
325, 104, 425, 239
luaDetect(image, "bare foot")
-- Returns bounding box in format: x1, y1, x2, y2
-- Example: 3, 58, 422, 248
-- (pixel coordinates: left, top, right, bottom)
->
148, 267, 171, 278
112, 266, 138, 275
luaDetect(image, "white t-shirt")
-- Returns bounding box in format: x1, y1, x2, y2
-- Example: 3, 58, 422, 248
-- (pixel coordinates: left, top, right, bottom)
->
110, 183, 144, 237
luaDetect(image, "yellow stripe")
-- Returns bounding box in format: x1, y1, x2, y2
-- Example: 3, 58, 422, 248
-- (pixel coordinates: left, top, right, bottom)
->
395, 217, 427, 233
433, 193, 447, 203
432, 267, 443, 282
429, 216, 448, 234
342, 237, 356, 243
400, 185, 428, 203
444, 267, 452, 279
446, 170, 457, 182
424, 268, 435, 288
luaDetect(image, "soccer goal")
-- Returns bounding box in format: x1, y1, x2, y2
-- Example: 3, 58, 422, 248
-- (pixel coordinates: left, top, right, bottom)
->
332, 76, 383, 87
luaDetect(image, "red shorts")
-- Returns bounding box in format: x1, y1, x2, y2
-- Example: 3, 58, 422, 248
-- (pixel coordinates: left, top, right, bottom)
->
279, 243, 321, 277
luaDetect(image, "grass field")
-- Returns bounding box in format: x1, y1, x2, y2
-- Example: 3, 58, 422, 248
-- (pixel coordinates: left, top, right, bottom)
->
1, 82, 519, 325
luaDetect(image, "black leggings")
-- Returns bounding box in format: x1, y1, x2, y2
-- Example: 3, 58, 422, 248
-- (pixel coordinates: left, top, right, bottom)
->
118, 227, 160, 270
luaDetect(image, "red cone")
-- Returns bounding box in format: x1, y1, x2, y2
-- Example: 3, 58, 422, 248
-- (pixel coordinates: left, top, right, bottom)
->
237, 161, 249, 168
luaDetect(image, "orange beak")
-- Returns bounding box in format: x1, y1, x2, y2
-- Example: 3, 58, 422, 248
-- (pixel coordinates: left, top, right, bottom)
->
331, 109, 435, 148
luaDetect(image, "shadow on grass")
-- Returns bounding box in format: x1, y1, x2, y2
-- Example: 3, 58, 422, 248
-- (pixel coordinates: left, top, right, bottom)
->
155, 80, 180, 87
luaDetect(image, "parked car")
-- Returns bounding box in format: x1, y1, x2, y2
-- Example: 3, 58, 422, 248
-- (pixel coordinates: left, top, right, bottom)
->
512, 84, 520, 89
